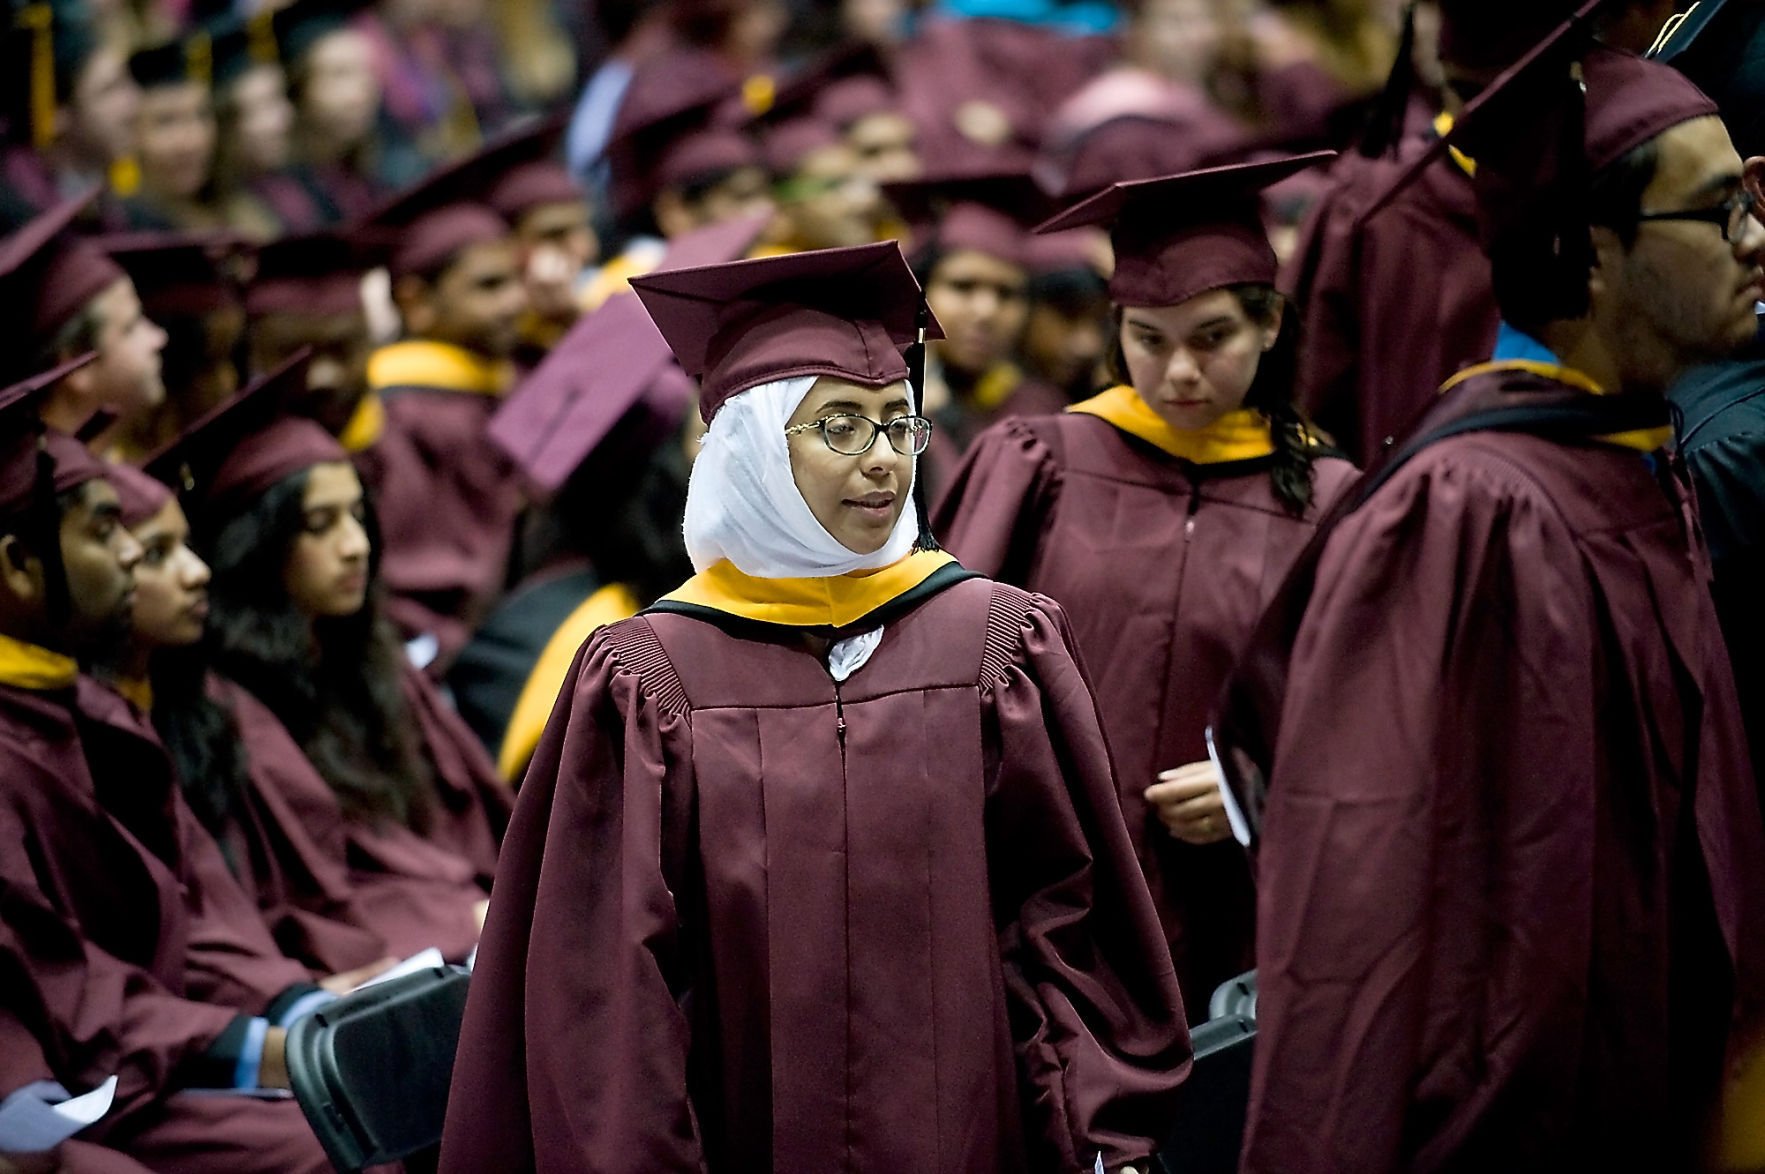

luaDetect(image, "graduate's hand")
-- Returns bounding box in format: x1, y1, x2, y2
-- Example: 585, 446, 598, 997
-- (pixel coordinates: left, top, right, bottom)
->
259, 1026, 291, 1090
1145, 761, 1232, 846
319, 956, 400, 994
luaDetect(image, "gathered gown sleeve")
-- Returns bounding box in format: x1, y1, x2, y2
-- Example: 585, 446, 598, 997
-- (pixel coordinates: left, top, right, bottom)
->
1242, 454, 1600, 1173
931, 418, 1063, 581
983, 595, 1193, 1172
439, 627, 702, 1174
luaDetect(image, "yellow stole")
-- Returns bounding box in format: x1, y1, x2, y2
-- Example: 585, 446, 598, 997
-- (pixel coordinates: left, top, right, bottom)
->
1439, 360, 1676, 454
972, 363, 1025, 412
658, 550, 957, 630
1069, 385, 1281, 463
496, 583, 640, 782
0, 633, 77, 691
338, 393, 386, 453
114, 676, 154, 713
366, 341, 514, 398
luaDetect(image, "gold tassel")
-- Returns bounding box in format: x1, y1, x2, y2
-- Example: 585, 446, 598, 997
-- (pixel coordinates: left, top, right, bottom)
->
187, 30, 212, 89
247, 11, 277, 66
15, 4, 54, 151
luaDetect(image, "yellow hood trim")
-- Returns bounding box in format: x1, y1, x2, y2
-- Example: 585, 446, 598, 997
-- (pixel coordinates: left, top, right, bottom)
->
367, 341, 514, 398
659, 550, 957, 630
1069, 385, 1279, 463
1440, 360, 1674, 455
0, 634, 77, 691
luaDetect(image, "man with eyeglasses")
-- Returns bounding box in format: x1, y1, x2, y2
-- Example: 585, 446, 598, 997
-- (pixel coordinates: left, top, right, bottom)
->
1657, 0, 1765, 808
1213, 8, 1765, 1170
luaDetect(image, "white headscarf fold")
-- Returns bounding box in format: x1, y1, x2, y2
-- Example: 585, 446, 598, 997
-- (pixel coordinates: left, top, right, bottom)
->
682, 376, 920, 577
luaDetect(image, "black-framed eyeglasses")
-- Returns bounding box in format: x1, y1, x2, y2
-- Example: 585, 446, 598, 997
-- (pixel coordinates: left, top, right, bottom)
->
1636, 188, 1759, 243
783, 413, 934, 456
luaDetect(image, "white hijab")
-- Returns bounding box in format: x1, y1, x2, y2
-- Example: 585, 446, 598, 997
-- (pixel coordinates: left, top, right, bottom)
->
682, 375, 921, 578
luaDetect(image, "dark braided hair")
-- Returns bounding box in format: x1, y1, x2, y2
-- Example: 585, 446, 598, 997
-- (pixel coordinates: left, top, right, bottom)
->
1107, 283, 1319, 517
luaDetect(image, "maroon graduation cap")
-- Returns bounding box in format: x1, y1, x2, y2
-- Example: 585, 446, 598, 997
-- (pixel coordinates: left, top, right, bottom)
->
244, 226, 397, 317
883, 165, 1054, 268
98, 230, 252, 319
0, 354, 105, 523
629, 240, 943, 423
142, 350, 338, 521
479, 113, 586, 226
0, 189, 126, 355
1034, 151, 1335, 308
105, 460, 173, 528
488, 212, 773, 500
605, 57, 759, 223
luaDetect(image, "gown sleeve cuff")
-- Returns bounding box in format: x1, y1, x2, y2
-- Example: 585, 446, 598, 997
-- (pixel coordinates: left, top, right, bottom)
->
267, 984, 336, 1028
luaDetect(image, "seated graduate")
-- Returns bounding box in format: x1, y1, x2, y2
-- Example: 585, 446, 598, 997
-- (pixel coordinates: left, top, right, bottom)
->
95, 432, 393, 980
0, 358, 334, 1173
439, 242, 1192, 1174
144, 366, 512, 963
933, 153, 1357, 1018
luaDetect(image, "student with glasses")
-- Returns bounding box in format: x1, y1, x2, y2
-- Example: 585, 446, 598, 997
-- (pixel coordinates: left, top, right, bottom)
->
933, 153, 1357, 1021
440, 242, 1190, 1174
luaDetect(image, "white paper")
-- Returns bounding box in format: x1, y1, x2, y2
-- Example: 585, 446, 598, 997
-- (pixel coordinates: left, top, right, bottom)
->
0, 1075, 117, 1151
1205, 727, 1253, 848
352, 946, 445, 992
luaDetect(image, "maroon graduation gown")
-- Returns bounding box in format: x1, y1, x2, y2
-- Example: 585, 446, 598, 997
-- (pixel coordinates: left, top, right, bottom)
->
1231, 369, 1765, 1171
358, 379, 524, 668
221, 664, 509, 962
0, 678, 329, 1172
921, 368, 1072, 506
205, 673, 392, 972
440, 577, 1191, 1173
1283, 142, 1498, 463
933, 412, 1357, 1016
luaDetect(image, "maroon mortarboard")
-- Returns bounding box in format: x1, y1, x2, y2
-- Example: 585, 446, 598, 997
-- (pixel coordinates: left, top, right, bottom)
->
244, 227, 395, 317
884, 166, 1054, 267
0, 189, 127, 346
98, 231, 250, 319
764, 117, 845, 177
605, 56, 758, 222
751, 41, 894, 146
363, 122, 578, 278
490, 211, 772, 498
105, 460, 172, 528
1022, 227, 1106, 277
143, 350, 342, 521
0, 353, 106, 523
1035, 151, 1335, 308
474, 113, 585, 225
817, 76, 897, 132
1036, 111, 1252, 200
629, 239, 944, 423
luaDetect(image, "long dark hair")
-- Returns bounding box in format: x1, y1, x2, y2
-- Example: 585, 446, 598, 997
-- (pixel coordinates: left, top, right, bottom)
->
148, 643, 257, 867
1108, 283, 1318, 517
200, 468, 436, 830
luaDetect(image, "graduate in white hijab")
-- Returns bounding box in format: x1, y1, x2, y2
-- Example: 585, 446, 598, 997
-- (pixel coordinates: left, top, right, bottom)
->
441, 241, 1191, 1174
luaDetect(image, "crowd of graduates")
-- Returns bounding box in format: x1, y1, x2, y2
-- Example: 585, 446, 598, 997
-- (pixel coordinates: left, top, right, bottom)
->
4, 0, 1765, 1170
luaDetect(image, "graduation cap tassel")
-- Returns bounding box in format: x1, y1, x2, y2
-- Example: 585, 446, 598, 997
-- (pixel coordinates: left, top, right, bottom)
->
908, 298, 939, 553
16, 4, 55, 151
1359, 1, 1419, 159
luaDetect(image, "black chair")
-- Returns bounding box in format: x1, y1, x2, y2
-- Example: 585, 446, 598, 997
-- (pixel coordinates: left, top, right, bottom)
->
1157, 971, 1258, 1174
285, 966, 471, 1173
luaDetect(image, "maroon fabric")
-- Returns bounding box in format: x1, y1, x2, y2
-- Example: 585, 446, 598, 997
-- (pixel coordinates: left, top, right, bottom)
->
1283, 141, 1498, 463
485, 161, 585, 223
628, 240, 938, 421
935, 203, 1030, 269
439, 580, 1191, 1171
1041, 110, 1251, 201
212, 669, 507, 963
1036, 153, 1334, 309
605, 48, 749, 220
105, 462, 172, 528
818, 75, 896, 130
1232, 370, 1765, 1169
0, 677, 326, 1168
356, 388, 522, 667
204, 674, 391, 973
1439, 0, 1578, 70
919, 369, 1068, 505
933, 414, 1358, 1014
209, 417, 347, 516
27, 238, 125, 339
763, 117, 843, 176
97, 231, 246, 319
387, 203, 509, 280
244, 228, 392, 318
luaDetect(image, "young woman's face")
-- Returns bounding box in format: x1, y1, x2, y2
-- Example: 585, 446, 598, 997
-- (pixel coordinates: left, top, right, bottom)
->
1118, 289, 1280, 431
134, 81, 216, 199
283, 462, 371, 619
785, 377, 916, 555
129, 498, 210, 648
227, 64, 296, 174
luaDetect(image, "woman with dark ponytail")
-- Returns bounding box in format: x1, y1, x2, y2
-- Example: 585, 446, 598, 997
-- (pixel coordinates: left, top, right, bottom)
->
145, 363, 511, 964
933, 154, 1359, 1020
